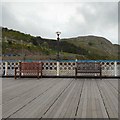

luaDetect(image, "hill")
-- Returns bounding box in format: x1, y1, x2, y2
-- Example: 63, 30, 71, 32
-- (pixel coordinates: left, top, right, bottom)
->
2, 27, 119, 60
62, 36, 119, 59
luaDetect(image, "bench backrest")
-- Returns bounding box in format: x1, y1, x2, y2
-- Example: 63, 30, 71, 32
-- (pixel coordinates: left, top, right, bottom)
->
20, 62, 42, 71
76, 62, 101, 73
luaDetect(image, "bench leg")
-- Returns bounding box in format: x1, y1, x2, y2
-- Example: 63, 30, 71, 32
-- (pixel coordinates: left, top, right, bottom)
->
75, 74, 77, 79
20, 72, 21, 78
15, 73, 16, 79
37, 74, 39, 79
75, 68, 77, 79
15, 68, 17, 79
41, 72, 42, 78
100, 70, 102, 80
37, 70, 39, 79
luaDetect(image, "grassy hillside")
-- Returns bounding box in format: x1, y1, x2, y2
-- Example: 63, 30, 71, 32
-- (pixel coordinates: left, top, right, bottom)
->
62, 36, 119, 60
2, 27, 119, 60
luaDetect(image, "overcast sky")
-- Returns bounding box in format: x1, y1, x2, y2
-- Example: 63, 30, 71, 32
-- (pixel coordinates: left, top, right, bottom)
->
1, 1, 118, 44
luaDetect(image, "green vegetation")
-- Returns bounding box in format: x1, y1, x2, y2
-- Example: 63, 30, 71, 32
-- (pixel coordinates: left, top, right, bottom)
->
2, 27, 120, 60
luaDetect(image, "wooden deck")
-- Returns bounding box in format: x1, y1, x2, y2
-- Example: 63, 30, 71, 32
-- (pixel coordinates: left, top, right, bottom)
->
2, 78, 118, 119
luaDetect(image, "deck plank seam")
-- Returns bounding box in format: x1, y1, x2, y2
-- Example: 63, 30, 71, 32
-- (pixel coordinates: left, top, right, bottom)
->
104, 81, 118, 104
40, 79, 74, 120
5, 80, 60, 119
107, 80, 119, 93
102, 81, 118, 115
74, 79, 85, 119
96, 80, 110, 119
3, 80, 44, 104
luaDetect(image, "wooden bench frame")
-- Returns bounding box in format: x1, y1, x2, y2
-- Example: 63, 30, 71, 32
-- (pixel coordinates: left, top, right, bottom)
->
15, 62, 43, 79
75, 62, 102, 78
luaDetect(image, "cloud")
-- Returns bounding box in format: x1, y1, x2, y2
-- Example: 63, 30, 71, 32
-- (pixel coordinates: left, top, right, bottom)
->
2, 0, 119, 2
65, 2, 118, 43
2, 2, 118, 44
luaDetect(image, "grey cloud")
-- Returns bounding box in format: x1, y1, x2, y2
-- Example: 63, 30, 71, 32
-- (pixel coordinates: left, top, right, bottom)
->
2, 4, 18, 29
76, 3, 117, 29
73, 3, 118, 42
2, 2, 118, 44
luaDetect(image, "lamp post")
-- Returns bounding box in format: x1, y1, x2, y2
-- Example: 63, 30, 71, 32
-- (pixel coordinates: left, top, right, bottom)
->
56, 31, 61, 61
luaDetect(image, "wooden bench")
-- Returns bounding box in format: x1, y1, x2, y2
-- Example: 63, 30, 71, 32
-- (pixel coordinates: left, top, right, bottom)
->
15, 62, 43, 79
75, 62, 102, 78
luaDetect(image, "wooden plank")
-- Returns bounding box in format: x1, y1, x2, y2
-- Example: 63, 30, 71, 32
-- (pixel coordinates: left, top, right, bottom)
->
2, 78, 118, 119
65, 79, 84, 118
91, 80, 97, 118
107, 79, 118, 91
97, 80, 118, 118
3, 78, 62, 118
43, 80, 76, 118
104, 80, 118, 98
43, 79, 84, 118
9, 79, 72, 118
2, 78, 31, 90
33, 78, 73, 118
3, 78, 46, 103
76, 79, 108, 118
94, 80, 108, 118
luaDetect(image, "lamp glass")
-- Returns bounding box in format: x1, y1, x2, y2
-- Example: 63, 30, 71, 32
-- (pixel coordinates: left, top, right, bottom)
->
56, 31, 61, 36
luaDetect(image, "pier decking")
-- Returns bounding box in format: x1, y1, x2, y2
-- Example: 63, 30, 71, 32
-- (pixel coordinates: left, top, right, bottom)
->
2, 78, 118, 119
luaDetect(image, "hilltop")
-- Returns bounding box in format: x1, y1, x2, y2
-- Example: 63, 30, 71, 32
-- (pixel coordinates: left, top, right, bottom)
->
2, 27, 119, 60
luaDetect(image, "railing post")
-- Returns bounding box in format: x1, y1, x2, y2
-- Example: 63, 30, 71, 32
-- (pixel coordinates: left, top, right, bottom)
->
5, 62, 8, 76
57, 61, 60, 76
75, 59, 78, 78
114, 61, 117, 77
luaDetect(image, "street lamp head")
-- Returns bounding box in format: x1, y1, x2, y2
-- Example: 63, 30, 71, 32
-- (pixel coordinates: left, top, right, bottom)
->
56, 31, 61, 36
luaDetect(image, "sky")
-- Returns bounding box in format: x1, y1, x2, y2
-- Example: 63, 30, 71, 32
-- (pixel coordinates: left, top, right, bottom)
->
1, 1, 119, 44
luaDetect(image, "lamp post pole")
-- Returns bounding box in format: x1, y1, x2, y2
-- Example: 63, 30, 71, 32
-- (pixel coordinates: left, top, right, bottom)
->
56, 31, 61, 61
56, 31, 61, 76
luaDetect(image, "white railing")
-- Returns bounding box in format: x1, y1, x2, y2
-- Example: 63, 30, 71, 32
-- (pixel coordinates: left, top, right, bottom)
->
0, 60, 120, 77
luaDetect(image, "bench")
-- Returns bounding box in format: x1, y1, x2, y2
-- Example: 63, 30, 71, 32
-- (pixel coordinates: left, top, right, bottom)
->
15, 62, 43, 79
75, 62, 102, 78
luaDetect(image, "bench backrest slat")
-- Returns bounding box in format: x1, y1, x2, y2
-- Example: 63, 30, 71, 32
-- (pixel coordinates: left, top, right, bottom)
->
15, 62, 43, 79
20, 62, 42, 71
76, 62, 101, 73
